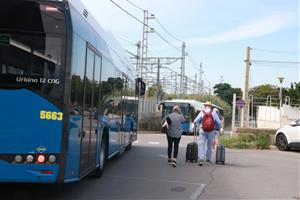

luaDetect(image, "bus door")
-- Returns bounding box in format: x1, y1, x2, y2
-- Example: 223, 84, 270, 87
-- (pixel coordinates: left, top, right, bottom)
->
81, 46, 101, 175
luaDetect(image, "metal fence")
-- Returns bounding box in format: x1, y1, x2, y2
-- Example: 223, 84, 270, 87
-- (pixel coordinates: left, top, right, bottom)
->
138, 98, 161, 131
232, 95, 300, 132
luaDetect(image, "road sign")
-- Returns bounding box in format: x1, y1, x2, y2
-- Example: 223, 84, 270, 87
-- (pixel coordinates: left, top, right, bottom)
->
236, 99, 245, 108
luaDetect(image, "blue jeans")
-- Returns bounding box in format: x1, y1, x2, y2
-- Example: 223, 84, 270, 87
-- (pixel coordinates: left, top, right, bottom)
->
198, 130, 215, 161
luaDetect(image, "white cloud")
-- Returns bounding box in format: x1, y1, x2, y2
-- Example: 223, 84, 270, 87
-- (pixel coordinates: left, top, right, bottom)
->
186, 13, 296, 46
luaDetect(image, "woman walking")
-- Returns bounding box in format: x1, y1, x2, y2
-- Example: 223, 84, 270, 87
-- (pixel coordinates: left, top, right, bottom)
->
162, 105, 185, 167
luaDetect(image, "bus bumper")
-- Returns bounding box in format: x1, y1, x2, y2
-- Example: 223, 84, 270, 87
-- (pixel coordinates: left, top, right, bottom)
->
0, 160, 59, 183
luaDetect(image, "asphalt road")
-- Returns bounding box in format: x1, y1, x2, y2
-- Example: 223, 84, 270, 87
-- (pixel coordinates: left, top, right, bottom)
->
1, 132, 299, 200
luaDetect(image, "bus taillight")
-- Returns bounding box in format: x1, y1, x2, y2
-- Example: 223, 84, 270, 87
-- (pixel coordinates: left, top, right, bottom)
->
37, 154, 46, 164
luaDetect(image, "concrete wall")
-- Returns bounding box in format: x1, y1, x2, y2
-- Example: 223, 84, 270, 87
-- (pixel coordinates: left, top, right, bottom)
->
257, 105, 300, 129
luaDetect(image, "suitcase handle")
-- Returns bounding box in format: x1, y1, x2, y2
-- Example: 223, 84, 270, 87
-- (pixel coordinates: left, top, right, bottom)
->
193, 126, 198, 142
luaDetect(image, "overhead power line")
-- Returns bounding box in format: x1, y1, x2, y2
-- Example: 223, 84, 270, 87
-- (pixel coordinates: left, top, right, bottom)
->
250, 60, 300, 65
110, 0, 181, 51
154, 31, 181, 51
110, 0, 145, 25
185, 48, 200, 70
252, 48, 298, 54
154, 18, 183, 43
126, 0, 144, 11
126, 0, 183, 44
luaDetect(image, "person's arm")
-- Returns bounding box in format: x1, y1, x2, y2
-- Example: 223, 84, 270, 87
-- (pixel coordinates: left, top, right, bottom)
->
193, 111, 203, 125
166, 116, 172, 125
212, 111, 222, 128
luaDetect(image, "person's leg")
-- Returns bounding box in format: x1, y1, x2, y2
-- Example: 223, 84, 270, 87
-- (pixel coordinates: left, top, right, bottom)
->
171, 137, 181, 167
166, 134, 173, 164
173, 137, 181, 158
214, 131, 219, 150
198, 131, 206, 165
206, 131, 215, 162
213, 130, 218, 151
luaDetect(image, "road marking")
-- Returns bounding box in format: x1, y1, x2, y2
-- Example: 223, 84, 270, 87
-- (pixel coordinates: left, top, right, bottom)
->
148, 141, 160, 145
133, 140, 139, 144
189, 184, 206, 200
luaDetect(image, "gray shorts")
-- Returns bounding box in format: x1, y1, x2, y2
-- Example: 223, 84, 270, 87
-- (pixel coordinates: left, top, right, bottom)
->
214, 130, 220, 138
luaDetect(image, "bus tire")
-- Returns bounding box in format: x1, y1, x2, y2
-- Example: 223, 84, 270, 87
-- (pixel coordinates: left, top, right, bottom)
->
125, 142, 132, 151
94, 137, 106, 178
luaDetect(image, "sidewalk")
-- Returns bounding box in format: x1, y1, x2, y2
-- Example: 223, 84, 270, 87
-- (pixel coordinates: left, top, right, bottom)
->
138, 130, 162, 134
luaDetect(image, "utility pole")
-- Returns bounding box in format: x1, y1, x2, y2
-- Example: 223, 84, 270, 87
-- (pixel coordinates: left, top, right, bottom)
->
209, 82, 212, 95
136, 41, 141, 75
175, 73, 178, 96
241, 46, 251, 128
278, 77, 284, 127
140, 10, 154, 82
199, 62, 204, 94
156, 59, 161, 103
231, 93, 237, 137
194, 73, 197, 95
180, 42, 186, 97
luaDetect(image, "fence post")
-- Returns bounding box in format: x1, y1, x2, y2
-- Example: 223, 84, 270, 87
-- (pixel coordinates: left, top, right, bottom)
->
231, 93, 236, 137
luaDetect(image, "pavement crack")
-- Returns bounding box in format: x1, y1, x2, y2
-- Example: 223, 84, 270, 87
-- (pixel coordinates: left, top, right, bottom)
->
198, 165, 221, 198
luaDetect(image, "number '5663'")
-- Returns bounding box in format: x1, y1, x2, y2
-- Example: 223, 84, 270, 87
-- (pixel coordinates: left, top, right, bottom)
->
40, 111, 63, 121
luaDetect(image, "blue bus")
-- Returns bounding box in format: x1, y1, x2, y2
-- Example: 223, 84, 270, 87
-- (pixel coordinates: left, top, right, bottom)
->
159, 99, 223, 134
0, 0, 145, 183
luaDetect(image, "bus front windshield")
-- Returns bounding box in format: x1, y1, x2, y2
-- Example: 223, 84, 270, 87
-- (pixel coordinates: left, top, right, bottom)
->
0, 1, 66, 103
162, 104, 189, 119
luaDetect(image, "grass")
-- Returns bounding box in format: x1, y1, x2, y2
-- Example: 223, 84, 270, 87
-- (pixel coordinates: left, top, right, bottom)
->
220, 132, 271, 149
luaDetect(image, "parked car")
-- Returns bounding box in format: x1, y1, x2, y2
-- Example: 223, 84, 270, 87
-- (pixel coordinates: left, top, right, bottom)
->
275, 119, 300, 151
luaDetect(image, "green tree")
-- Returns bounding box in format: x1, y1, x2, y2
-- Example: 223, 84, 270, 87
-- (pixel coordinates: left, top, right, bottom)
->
284, 82, 300, 105
249, 84, 278, 98
147, 83, 165, 99
213, 83, 242, 105
186, 94, 231, 120
147, 85, 156, 97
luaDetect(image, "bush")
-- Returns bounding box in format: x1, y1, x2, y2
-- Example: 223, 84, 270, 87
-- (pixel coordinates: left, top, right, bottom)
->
255, 132, 270, 149
220, 132, 270, 149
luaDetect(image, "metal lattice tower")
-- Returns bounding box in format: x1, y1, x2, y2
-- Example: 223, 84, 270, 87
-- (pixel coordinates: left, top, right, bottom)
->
180, 42, 186, 97
140, 10, 154, 81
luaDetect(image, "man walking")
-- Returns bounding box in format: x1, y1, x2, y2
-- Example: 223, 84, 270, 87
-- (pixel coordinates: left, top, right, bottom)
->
193, 101, 222, 166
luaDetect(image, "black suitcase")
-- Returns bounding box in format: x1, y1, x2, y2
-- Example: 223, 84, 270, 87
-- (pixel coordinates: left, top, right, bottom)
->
186, 128, 198, 162
215, 144, 225, 164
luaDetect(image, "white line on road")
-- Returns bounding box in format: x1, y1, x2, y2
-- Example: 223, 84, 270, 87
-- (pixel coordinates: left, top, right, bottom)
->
148, 141, 160, 145
189, 184, 206, 200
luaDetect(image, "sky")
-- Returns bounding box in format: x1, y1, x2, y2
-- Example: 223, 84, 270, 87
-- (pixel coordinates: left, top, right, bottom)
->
81, 0, 299, 90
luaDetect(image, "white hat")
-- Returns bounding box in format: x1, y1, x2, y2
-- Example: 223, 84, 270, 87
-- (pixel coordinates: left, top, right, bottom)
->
203, 101, 213, 107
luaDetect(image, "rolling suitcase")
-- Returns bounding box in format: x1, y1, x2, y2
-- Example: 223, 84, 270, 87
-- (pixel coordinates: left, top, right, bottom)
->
215, 144, 225, 164
186, 128, 198, 162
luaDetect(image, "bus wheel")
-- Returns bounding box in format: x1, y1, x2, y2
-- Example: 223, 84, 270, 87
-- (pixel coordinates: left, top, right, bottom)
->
94, 138, 106, 178
125, 142, 132, 151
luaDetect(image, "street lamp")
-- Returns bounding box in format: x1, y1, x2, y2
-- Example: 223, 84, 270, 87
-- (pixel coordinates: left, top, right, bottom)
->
278, 77, 284, 127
